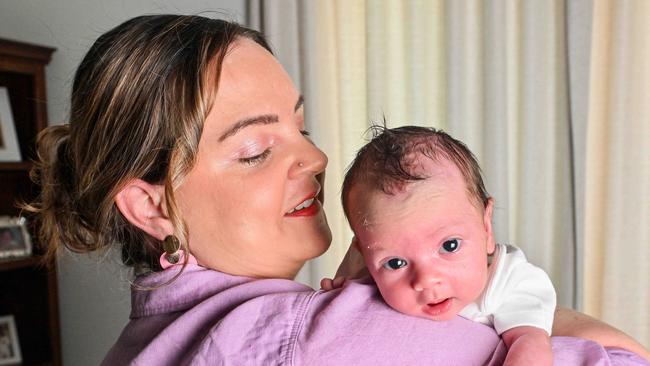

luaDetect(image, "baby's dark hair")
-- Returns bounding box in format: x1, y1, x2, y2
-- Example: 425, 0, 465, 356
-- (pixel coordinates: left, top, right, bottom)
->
341, 125, 490, 218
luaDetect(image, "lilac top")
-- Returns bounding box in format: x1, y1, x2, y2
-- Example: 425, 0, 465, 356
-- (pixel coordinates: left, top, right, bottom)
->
103, 264, 648, 365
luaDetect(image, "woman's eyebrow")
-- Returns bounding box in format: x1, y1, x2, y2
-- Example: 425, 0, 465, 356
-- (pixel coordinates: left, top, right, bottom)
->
218, 115, 278, 142
219, 95, 304, 142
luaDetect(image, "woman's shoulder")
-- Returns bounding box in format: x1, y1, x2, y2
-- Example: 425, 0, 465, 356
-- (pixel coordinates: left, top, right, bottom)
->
105, 265, 316, 364
292, 279, 501, 365
105, 267, 501, 365
129, 265, 312, 318
189, 276, 501, 365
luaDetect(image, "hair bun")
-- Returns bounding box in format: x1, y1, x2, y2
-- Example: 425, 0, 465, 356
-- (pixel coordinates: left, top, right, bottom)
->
23, 124, 86, 261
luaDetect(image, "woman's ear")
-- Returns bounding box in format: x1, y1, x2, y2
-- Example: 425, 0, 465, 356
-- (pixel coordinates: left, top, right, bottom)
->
483, 197, 496, 255
114, 179, 174, 241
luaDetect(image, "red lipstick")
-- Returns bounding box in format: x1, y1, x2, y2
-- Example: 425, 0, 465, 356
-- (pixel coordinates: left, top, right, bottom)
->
285, 197, 321, 217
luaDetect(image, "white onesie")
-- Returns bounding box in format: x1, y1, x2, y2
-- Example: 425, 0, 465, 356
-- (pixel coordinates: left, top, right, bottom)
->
459, 243, 556, 335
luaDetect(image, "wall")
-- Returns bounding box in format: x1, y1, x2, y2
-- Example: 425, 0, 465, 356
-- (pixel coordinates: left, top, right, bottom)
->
0, 1, 245, 364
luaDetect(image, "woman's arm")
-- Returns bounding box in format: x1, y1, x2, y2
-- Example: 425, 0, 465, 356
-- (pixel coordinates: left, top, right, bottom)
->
553, 306, 650, 361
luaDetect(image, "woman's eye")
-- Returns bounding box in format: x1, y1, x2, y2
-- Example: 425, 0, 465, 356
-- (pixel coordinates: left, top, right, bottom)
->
441, 239, 461, 253
239, 149, 271, 165
383, 258, 408, 270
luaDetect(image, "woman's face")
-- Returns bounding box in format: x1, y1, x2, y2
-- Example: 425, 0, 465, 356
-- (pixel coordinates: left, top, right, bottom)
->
176, 39, 331, 279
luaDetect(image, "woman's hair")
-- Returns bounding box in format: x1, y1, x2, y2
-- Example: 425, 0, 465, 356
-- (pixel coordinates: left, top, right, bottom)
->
341, 124, 490, 219
25, 15, 270, 272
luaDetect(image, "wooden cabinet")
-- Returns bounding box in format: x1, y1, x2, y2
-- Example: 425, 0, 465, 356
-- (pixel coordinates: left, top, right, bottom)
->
0, 38, 61, 366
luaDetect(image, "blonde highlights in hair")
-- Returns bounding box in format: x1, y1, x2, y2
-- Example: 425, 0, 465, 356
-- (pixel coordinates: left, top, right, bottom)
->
24, 15, 270, 272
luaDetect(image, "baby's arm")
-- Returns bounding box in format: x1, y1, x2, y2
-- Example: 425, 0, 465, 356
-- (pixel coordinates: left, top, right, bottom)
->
553, 307, 650, 361
502, 326, 552, 366
487, 245, 556, 365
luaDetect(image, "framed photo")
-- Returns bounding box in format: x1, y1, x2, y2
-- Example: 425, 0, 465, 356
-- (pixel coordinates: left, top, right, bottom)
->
0, 217, 32, 260
0, 87, 22, 162
0, 315, 21, 365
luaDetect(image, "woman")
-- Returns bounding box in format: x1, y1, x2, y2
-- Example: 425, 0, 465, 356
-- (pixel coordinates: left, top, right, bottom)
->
28, 15, 648, 365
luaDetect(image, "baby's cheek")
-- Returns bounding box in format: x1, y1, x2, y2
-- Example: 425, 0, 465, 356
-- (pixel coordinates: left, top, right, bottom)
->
373, 276, 392, 300
377, 281, 414, 315
459, 267, 489, 302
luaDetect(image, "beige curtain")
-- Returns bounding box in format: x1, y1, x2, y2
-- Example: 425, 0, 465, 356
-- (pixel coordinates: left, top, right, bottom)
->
248, 0, 649, 347
248, 0, 575, 305
583, 0, 650, 347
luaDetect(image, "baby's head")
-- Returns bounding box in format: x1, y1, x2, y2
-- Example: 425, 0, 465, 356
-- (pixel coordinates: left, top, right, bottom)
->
341, 125, 495, 320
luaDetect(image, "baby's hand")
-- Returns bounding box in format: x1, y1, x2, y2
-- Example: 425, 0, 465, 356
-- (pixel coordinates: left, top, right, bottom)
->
320, 276, 347, 291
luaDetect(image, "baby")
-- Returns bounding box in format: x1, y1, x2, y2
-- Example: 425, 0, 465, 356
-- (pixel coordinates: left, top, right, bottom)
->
323, 125, 556, 365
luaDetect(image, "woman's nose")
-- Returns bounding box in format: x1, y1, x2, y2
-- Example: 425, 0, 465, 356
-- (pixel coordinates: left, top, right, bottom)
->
412, 265, 444, 292
290, 136, 328, 177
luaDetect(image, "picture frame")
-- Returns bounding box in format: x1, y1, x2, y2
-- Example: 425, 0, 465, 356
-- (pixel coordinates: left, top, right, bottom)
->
0, 87, 22, 162
0, 315, 21, 365
0, 217, 32, 260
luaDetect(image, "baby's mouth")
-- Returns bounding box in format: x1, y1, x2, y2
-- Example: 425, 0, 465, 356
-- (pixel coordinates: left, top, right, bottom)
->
422, 298, 453, 316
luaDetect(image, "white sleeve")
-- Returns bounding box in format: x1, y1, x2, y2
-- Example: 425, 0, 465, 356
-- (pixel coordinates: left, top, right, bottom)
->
485, 245, 557, 336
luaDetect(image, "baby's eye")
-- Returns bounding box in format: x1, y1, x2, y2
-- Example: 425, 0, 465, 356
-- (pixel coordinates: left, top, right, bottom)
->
239, 149, 271, 165
440, 239, 461, 253
383, 258, 408, 270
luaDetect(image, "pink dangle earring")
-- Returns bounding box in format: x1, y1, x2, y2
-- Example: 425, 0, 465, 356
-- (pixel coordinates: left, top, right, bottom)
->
159, 235, 197, 269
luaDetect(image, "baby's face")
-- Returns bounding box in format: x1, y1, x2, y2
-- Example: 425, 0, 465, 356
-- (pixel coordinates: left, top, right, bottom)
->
348, 158, 495, 321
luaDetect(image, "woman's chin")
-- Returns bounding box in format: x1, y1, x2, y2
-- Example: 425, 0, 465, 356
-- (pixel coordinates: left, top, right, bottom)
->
304, 214, 333, 259
304, 231, 332, 260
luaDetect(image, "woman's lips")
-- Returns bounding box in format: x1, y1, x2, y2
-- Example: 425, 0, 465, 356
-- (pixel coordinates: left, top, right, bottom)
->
422, 298, 453, 317
285, 199, 321, 217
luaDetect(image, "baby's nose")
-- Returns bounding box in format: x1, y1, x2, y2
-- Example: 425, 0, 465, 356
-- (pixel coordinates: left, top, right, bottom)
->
412, 266, 444, 291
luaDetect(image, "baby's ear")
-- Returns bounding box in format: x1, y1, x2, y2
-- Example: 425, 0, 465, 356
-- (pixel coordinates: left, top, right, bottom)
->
351, 236, 360, 250
483, 198, 496, 255
335, 236, 368, 279
114, 179, 174, 241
